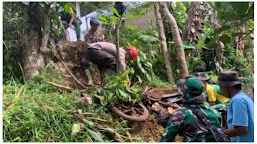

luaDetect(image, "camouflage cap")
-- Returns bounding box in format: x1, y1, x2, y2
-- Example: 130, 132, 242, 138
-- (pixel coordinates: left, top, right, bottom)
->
185, 78, 203, 94
184, 77, 206, 104
177, 76, 197, 96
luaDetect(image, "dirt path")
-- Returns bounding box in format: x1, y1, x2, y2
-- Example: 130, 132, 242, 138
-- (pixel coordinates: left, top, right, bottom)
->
130, 119, 163, 142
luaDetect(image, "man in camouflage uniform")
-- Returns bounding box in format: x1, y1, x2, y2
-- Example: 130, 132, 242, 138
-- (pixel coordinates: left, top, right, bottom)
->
84, 17, 105, 47
160, 77, 222, 142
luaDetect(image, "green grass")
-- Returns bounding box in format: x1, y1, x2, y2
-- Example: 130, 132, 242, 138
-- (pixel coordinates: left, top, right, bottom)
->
146, 77, 172, 88
3, 79, 144, 142
3, 74, 158, 142
3, 65, 167, 142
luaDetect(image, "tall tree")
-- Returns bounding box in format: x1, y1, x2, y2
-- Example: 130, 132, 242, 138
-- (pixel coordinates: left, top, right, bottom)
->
160, 2, 189, 78
182, 2, 206, 45
210, 7, 224, 69
154, 2, 175, 84
22, 3, 46, 80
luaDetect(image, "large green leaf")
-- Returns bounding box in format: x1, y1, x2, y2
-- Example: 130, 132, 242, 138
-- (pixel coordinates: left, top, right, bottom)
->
231, 2, 249, 15
168, 41, 175, 45
157, 55, 164, 63
139, 34, 159, 43
64, 4, 71, 13
246, 3, 254, 15
112, 7, 120, 17
214, 25, 231, 34
145, 73, 152, 81
120, 69, 130, 78
111, 16, 118, 25
85, 127, 103, 142
125, 24, 135, 30
127, 15, 143, 20
219, 34, 231, 44
205, 37, 218, 49
136, 75, 142, 84
198, 39, 204, 49
118, 89, 130, 101
182, 41, 196, 49
98, 16, 108, 23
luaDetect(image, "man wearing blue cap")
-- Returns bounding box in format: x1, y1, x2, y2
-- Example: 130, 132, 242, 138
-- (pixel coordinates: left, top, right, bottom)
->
84, 17, 105, 47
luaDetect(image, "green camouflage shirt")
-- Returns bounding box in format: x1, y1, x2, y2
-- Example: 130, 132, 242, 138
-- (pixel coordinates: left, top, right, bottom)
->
160, 78, 222, 142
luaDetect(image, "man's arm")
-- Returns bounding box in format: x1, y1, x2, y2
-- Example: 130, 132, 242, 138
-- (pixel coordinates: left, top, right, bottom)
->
223, 126, 248, 137
223, 99, 249, 137
69, 13, 75, 28
100, 30, 105, 41
84, 34, 91, 47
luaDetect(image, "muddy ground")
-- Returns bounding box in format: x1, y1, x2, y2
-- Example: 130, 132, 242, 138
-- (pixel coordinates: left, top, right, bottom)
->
130, 118, 182, 142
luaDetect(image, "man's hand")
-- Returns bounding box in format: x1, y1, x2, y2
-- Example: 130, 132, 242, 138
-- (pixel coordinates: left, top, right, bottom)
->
69, 22, 73, 28
62, 21, 67, 25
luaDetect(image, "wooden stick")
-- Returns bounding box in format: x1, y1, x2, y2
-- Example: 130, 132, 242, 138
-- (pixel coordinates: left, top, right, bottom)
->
15, 85, 24, 99
45, 81, 75, 92
45, 81, 90, 94
6, 85, 24, 110
60, 60, 87, 88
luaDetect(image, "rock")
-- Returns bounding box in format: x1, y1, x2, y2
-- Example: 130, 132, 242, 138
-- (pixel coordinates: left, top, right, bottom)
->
167, 107, 175, 114
152, 102, 165, 112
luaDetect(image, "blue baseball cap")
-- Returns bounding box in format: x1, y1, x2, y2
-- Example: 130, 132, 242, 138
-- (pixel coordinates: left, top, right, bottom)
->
90, 17, 100, 25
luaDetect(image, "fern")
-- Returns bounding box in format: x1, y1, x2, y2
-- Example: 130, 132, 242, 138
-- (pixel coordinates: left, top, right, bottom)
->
139, 34, 159, 43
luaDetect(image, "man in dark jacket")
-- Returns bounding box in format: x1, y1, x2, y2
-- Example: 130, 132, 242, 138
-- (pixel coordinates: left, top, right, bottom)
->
81, 42, 138, 85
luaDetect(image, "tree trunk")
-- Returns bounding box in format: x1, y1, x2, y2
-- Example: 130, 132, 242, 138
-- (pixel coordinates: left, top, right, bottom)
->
210, 7, 223, 69
160, 2, 189, 79
146, 8, 153, 29
23, 28, 45, 81
182, 2, 206, 45
22, 5, 45, 81
115, 19, 122, 74
239, 25, 245, 51
108, 29, 113, 43
249, 28, 254, 54
154, 2, 175, 84
39, 6, 51, 54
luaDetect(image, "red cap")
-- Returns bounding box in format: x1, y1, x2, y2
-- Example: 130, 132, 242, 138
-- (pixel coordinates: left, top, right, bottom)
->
128, 46, 138, 60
